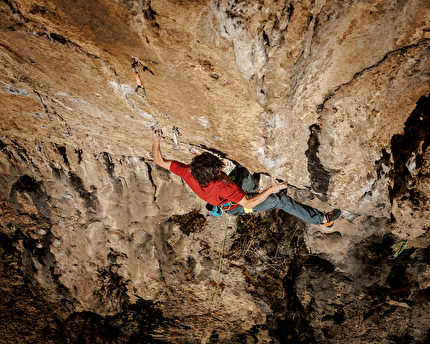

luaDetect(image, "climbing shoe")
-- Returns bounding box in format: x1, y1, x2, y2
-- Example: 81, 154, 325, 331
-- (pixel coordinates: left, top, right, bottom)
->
323, 209, 341, 227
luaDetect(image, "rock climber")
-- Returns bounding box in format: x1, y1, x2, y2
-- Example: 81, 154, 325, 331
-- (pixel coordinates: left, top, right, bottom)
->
150, 127, 341, 227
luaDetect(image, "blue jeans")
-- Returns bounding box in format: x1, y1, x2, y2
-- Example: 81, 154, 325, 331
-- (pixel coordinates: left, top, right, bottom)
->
225, 170, 324, 225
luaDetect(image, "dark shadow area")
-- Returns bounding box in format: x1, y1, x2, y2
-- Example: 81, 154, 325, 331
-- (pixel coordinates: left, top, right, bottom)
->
0, 229, 169, 344
305, 124, 331, 202
389, 94, 430, 201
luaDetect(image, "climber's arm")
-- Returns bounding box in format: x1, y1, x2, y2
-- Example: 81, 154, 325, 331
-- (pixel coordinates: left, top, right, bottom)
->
237, 177, 288, 209
151, 127, 172, 170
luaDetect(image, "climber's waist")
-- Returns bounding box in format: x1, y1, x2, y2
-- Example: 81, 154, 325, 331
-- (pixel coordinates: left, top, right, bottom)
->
221, 202, 239, 211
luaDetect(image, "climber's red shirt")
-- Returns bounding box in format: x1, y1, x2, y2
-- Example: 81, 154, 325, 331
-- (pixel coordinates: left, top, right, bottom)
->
170, 161, 244, 210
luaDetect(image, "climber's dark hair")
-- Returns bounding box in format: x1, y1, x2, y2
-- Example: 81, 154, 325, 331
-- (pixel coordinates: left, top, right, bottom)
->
190, 152, 224, 186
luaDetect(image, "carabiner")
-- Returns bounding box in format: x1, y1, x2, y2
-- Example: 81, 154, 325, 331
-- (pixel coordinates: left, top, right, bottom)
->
135, 85, 146, 99
131, 57, 150, 99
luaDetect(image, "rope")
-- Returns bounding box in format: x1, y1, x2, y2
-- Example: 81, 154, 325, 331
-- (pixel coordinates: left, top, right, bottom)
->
201, 214, 229, 344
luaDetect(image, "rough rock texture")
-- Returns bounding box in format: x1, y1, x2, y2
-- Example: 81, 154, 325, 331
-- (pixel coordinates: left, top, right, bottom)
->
1, 0, 430, 343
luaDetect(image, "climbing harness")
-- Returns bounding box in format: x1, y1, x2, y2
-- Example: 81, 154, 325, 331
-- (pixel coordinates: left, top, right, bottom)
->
131, 57, 153, 99
201, 214, 229, 343
172, 126, 181, 150
221, 202, 236, 211
389, 239, 409, 260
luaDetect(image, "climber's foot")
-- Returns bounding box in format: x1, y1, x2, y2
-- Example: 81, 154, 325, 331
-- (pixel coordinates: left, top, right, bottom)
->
323, 209, 341, 228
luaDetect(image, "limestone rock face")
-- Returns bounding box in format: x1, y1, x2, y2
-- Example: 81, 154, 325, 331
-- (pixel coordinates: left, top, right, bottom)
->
1, 0, 430, 343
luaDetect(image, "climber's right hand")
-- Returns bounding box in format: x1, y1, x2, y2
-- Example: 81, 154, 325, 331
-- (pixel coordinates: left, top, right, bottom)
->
151, 126, 162, 142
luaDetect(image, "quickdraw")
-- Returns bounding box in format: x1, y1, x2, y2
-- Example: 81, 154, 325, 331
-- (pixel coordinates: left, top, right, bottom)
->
172, 126, 181, 150
131, 57, 153, 99
389, 239, 409, 260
